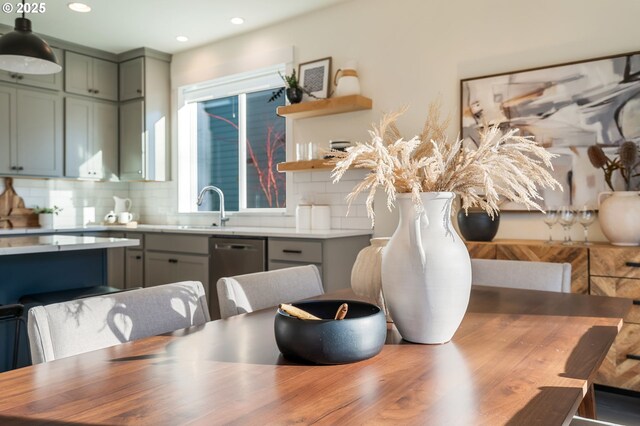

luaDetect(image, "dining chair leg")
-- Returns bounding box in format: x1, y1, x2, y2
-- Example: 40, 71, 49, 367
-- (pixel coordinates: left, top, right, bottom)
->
577, 383, 597, 419
12, 317, 21, 370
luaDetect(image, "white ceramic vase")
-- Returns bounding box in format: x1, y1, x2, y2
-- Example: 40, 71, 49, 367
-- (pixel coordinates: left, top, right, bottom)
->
351, 238, 391, 321
598, 191, 640, 246
381, 192, 472, 344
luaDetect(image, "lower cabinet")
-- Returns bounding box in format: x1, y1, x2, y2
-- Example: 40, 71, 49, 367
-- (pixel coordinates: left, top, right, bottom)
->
268, 235, 371, 294
125, 249, 144, 288
144, 252, 209, 289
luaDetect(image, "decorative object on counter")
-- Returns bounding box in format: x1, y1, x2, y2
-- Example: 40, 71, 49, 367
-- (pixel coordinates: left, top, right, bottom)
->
295, 202, 312, 231
274, 300, 386, 364
311, 205, 331, 230
298, 57, 332, 102
104, 211, 117, 224
0, 177, 37, 229
333, 60, 361, 97
118, 212, 133, 225
543, 208, 559, 244
558, 206, 577, 245
330, 101, 561, 344
268, 69, 316, 104
113, 196, 132, 215
462, 50, 640, 210
597, 191, 640, 246
577, 207, 596, 245
350, 238, 391, 322
33, 205, 62, 229
456, 208, 500, 242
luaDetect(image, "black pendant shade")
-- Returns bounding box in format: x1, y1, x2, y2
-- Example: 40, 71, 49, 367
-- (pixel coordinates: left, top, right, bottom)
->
0, 17, 61, 74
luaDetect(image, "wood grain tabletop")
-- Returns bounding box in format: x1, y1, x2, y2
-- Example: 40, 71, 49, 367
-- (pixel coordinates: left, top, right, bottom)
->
0, 286, 630, 425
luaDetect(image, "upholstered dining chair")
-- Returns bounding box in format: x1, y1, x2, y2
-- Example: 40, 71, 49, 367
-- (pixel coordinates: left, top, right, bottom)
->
471, 258, 572, 293
27, 281, 210, 364
217, 265, 324, 319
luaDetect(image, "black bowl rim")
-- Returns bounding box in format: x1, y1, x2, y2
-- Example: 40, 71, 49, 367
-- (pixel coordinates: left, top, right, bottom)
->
276, 299, 382, 322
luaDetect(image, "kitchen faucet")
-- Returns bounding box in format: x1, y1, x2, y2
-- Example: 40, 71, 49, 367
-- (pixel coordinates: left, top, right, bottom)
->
196, 185, 229, 227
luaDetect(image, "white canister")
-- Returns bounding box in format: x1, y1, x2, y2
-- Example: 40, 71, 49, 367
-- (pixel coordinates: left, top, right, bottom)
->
311, 205, 331, 230
296, 205, 312, 231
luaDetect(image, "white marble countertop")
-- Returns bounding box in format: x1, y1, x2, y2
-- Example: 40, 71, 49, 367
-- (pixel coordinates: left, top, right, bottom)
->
0, 235, 140, 256
0, 224, 372, 239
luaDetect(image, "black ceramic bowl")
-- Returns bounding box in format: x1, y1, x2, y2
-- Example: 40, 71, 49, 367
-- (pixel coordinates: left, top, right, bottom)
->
274, 300, 386, 365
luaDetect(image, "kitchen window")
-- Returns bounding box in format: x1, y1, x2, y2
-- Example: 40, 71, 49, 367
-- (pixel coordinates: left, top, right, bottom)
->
178, 66, 287, 213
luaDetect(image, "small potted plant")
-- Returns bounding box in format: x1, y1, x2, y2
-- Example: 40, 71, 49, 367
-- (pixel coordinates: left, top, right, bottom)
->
33, 205, 62, 229
268, 70, 316, 104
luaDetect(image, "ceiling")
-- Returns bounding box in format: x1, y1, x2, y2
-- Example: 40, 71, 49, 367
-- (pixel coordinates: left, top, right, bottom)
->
0, 0, 348, 54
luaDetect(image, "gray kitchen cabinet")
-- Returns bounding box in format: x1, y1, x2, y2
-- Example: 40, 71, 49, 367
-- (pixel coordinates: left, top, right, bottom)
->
118, 55, 170, 181
65, 97, 118, 179
0, 85, 62, 176
268, 235, 371, 293
144, 233, 210, 296
0, 48, 63, 91
65, 51, 118, 101
119, 57, 144, 101
125, 249, 144, 288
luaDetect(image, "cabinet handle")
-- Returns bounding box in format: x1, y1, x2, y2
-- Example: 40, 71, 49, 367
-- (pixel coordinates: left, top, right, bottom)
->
17, 166, 23, 171
625, 261, 640, 268
135, 255, 142, 260
282, 249, 302, 254
16, 75, 23, 80
94, 89, 99, 94
168, 258, 178, 263
136, 89, 142, 94
9, 73, 16, 78
633, 300, 640, 306
627, 354, 640, 361
137, 170, 142, 174
88, 89, 93, 93
10, 166, 16, 170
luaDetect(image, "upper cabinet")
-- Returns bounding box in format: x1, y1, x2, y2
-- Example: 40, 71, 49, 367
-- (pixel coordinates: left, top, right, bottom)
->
119, 55, 170, 181
0, 48, 63, 91
65, 52, 118, 101
119, 57, 144, 101
0, 85, 63, 177
65, 97, 118, 179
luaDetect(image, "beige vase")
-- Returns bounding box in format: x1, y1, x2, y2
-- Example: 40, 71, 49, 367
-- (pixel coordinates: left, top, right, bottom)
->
351, 238, 391, 321
598, 191, 640, 246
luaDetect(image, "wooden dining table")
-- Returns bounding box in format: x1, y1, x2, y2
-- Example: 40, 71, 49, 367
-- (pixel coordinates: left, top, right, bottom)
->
0, 286, 630, 425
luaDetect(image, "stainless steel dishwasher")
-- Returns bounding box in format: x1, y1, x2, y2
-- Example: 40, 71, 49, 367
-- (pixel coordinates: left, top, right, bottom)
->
209, 237, 266, 319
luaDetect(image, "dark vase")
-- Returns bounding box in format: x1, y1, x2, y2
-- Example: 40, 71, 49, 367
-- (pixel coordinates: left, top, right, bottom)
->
286, 87, 303, 104
457, 210, 500, 242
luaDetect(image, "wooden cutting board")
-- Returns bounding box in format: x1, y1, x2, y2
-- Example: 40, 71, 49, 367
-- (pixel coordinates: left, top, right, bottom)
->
0, 177, 28, 229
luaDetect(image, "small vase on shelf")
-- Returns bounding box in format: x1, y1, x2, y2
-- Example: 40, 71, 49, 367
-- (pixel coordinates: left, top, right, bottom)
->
286, 88, 303, 104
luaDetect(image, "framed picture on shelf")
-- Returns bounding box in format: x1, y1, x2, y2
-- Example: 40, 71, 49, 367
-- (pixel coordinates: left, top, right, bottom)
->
460, 50, 640, 210
299, 57, 332, 101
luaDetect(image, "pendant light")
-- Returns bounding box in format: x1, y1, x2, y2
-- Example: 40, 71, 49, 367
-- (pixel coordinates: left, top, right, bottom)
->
0, 0, 61, 74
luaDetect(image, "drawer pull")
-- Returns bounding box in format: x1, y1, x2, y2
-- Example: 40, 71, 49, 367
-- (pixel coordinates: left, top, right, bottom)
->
626, 354, 640, 361
135, 255, 142, 260
633, 300, 640, 306
168, 258, 178, 263
626, 261, 640, 268
282, 249, 302, 254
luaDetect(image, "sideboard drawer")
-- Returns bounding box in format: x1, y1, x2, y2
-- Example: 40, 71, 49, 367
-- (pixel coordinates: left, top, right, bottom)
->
596, 323, 640, 391
591, 276, 640, 324
268, 239, 322, 264
591, 247, 640, 279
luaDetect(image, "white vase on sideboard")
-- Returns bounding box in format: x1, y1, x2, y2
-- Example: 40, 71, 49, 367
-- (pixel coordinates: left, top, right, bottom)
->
598, 191, 640, 246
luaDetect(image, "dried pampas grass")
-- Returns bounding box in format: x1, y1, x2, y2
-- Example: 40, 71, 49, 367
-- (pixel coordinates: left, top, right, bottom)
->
329, 102, 562, 225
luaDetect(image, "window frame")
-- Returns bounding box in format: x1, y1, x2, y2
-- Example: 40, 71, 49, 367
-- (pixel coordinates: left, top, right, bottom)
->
177, 64, 291, 215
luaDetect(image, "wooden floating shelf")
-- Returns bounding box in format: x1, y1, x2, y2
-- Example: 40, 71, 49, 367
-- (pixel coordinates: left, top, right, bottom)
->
277, 95, 373, 119
277, 159, 334, 172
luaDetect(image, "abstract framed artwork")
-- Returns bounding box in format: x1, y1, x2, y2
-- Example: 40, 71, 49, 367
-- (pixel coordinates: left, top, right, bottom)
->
460, 50, 640, 210
299, 57, 332, 101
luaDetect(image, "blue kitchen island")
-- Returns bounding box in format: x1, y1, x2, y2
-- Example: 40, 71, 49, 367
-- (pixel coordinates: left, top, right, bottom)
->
0, 235, 139, 371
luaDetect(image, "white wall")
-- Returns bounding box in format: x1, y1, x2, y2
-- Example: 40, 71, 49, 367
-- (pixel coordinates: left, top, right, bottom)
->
158, 0, 640, 239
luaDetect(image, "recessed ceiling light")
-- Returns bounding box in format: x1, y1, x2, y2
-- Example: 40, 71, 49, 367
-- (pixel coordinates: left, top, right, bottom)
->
68, 2, 91, 13
176, 36, 189, 42
230, 17, 245, 25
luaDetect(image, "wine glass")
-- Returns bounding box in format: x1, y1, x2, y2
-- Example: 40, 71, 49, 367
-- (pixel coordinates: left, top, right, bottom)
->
543, 209, 559, 244
558, 207, 577, 245
578, 207, 596, 245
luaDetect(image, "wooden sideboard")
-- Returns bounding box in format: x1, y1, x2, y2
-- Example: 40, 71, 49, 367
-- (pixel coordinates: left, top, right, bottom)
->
466, 239, 640, 392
